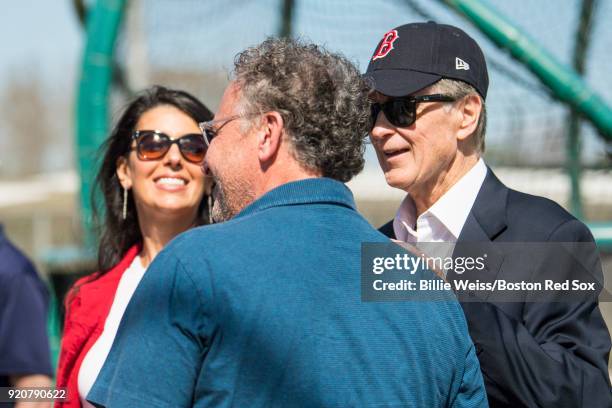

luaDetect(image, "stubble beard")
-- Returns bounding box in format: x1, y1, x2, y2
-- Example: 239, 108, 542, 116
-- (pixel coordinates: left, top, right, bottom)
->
210, 176, 255, 223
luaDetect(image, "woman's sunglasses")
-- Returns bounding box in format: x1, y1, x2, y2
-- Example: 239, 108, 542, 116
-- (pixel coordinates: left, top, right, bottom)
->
131, 130, 207, 164
371, 94, 456, 129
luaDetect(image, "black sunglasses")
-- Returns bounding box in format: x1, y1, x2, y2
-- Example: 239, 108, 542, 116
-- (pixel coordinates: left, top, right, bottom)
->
371, 94, 456, 129
131, 130, 207, 163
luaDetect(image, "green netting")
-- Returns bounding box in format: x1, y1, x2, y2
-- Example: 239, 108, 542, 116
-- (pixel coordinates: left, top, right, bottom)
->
111, 0, 611, 166
99, 0, 612, 221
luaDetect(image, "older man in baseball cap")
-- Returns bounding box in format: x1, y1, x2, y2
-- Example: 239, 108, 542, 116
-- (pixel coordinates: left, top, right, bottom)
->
366, 21, 611, 407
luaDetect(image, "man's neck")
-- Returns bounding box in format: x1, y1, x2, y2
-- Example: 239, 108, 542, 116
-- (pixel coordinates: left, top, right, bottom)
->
410, 155, 480, 217
255, 158, 322, 200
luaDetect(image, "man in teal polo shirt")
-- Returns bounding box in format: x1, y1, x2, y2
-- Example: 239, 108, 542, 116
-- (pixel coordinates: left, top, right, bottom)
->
88, 38, 487, 407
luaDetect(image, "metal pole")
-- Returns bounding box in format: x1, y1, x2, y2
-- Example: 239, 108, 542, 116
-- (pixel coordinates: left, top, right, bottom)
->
440, 0, 612, 142
566, 0, 597, 219
76, 0, 126, 249
279, 0, 295, 38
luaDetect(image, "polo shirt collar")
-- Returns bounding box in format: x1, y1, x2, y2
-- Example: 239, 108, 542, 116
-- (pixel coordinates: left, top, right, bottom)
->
235, 177, 356, 219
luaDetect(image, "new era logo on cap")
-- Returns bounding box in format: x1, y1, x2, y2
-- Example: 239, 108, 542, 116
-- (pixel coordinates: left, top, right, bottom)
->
455, 57, 470, 71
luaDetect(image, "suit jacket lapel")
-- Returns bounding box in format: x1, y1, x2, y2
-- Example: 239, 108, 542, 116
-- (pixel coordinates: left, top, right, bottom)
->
379, 219, 396, 239
457, 167, 508, 242
449, 168, 508, 300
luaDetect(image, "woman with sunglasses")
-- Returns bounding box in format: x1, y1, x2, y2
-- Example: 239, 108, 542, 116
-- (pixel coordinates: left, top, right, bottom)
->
55, 86, 213, 408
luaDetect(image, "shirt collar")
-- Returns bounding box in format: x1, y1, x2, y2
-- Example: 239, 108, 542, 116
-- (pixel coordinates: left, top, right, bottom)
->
428, 158, 487, 238
393, 194, 418, 242
394, 158, 487, 240
235, 177, 356, 219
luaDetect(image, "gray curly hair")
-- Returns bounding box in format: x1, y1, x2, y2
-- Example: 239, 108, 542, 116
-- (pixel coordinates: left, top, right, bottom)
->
232, 37, 370, 182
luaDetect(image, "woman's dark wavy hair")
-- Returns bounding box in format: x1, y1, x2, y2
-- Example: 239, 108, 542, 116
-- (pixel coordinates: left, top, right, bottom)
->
92, 85, 213, 275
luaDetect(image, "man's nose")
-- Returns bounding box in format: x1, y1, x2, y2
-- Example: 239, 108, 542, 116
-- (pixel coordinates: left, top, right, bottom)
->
370, 111, 394, 143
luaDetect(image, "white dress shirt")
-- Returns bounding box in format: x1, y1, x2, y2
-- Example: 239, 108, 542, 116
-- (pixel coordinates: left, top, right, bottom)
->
393, 159, 488, 270
77, 255, 147, 408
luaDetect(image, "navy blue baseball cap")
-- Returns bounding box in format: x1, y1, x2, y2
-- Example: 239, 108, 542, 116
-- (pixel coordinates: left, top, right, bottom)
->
365, 21, 489, 99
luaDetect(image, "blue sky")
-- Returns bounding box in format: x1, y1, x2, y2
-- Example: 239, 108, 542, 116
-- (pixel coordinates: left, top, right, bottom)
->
0, 0, 81, 86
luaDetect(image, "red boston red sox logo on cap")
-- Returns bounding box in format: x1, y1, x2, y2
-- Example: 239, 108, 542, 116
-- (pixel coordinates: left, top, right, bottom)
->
372, 30, 399, 61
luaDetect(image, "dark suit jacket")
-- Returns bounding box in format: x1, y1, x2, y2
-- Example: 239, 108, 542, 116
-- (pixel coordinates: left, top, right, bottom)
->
380, 168, 612, 407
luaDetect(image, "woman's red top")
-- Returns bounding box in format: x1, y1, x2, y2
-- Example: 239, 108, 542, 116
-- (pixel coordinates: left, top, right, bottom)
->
54, 244, 140, 408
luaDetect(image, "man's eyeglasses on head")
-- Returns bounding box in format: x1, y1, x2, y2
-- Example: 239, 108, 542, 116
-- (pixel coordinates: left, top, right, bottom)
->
371, 94, 456, 129
131, 130, 207, 164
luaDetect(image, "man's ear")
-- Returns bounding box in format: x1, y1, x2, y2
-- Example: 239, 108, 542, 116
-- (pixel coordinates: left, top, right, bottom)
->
257, 111, 285, 162
116, 156, 132, 189
456, 94, 482, 142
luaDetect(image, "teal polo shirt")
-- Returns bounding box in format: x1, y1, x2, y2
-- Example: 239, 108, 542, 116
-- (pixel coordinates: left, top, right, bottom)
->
88, 178, 486, 407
